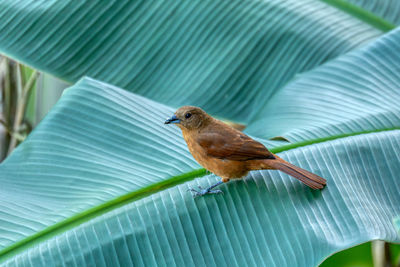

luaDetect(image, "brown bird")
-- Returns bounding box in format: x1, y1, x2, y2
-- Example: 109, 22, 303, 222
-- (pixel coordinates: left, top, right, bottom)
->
165, 106, 326, 196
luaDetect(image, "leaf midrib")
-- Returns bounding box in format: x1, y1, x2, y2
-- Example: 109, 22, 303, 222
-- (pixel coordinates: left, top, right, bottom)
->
1, 126, 399, 263
320, 0, 396, 32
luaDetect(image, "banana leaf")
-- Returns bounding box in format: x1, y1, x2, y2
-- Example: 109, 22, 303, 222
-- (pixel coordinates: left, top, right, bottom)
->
2, 24, 400, 264
246, 24, 400, 142
0, 0, 389, 122
0, 76, 399, 266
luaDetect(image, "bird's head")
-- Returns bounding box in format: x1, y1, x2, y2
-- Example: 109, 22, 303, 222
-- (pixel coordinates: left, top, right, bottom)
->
164, 106, 211, 130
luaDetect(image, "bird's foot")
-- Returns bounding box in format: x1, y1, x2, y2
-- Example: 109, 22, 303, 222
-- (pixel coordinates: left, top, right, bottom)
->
187, 186, 223, 197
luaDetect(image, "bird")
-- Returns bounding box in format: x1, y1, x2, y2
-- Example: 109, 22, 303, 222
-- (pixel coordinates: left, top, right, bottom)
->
165, 106, 326, 197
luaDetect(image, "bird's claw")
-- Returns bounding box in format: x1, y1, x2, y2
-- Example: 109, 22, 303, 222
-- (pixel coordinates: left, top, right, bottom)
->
187, 186, 223, 197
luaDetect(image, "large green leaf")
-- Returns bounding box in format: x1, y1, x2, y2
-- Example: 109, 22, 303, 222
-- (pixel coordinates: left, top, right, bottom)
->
0, 78, 200, 249
0, 76, 399, 266
0, 0, 388, 121
2, 27, 400, 264
246, 20, 400, 142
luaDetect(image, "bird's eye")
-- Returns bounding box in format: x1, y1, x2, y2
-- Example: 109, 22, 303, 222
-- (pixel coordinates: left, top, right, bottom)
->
185, 113, 192, 119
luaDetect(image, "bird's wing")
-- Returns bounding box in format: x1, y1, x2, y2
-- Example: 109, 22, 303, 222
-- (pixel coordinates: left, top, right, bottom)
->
197, 127, 275, 161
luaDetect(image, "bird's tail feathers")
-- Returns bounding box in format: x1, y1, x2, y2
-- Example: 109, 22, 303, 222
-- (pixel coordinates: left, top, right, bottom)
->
266, 159, 326, 189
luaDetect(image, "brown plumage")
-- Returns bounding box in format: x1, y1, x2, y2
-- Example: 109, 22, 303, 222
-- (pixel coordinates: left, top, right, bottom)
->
165, 106, 326, 196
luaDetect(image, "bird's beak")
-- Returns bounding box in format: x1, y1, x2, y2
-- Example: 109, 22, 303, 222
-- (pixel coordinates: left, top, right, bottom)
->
164, 114, 181, 124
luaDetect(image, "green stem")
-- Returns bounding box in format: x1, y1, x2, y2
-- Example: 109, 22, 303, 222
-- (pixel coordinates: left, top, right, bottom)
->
0, 58, 11, 161
7, 68, 38, 155
3, 58, 10, 131
269, 127, 400, 154
320, 0, 396, 32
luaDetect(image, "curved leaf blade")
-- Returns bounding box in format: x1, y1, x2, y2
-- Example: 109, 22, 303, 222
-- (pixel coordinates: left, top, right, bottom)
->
0, 0, 382, 121
0, 78, 200, 250
2, 128, 400, 266
246, 26, 400, 142
0, 75, 399, 265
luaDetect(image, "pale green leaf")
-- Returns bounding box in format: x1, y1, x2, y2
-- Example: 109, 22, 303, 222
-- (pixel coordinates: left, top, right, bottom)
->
0, 77, 399, 266
246, 24, 400, 142
0, 0, 385, 121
